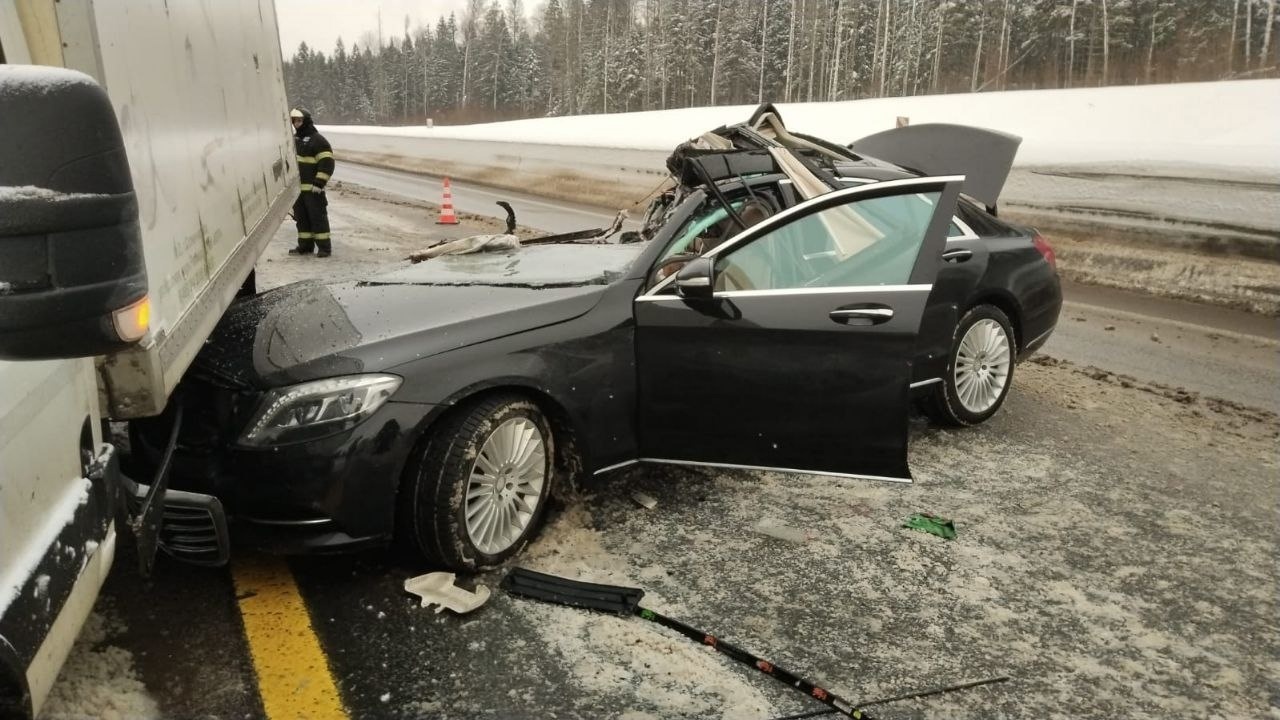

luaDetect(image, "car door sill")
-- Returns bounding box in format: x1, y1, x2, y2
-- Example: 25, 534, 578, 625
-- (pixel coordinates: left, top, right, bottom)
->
594, 458, 911, 483
592, 459, 643, 475
1025, 326, 1055, 349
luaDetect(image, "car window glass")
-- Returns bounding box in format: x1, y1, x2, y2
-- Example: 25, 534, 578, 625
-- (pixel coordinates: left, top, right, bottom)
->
957, 198, 1021, 237
912, 191, 964, 238
713, 191, 941, 291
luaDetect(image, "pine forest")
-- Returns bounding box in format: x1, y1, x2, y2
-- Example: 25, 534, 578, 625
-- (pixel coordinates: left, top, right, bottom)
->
283, 0, 1279, 125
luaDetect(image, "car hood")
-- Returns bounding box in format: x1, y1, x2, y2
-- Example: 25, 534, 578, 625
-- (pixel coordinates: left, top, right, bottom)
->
193, 244, 642, 388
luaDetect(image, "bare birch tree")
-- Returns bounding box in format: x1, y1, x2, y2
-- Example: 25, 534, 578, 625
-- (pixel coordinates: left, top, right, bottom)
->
1264, 0, 1277, 67
971, 0, 986, 92
1230, 0, 1240, 73
785, 0, 796, 101
1067, 0, 1078, 87
1101, 0, 1110, 84
1246, 0, 1254, 67
996, 0, 1010, 90
803, 0, 814, 99
603, 3, 611, 113
871, 0, 884, 94
710, 0, 722, 104
460, 0, 485, 108
758, 0, 768, 101
932, 2, 944, 92
878, 0, 892, 97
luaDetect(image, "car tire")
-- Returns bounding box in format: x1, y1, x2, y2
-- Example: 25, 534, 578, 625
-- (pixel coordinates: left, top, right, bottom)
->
401, 394, 555, 571
924, 304, 1017, 427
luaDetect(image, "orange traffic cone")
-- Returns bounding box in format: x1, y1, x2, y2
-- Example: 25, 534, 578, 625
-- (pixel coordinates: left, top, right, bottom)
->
436, 177, 459, 225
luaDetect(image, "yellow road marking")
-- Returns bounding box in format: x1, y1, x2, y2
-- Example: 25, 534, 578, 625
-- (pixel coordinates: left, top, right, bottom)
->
233, 555, 347, 720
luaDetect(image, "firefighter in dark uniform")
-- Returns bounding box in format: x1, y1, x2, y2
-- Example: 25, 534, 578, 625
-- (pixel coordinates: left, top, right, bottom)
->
289, 108, 335, 257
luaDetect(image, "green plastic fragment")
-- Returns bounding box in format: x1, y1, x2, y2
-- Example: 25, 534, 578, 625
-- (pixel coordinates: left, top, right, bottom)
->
903, 513, 957, 540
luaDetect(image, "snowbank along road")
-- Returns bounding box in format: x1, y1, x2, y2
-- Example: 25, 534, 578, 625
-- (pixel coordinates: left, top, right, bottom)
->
41, 181, 1278, 720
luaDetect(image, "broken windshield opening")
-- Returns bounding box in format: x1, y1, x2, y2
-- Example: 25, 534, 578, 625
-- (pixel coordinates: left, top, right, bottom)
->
661, 199, 752, 261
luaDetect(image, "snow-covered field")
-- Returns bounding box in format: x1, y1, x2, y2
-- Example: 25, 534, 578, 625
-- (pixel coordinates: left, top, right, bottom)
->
327, 80, 1280, 176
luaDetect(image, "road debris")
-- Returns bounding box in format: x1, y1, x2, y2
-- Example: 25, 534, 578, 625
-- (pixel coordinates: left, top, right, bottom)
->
404, 572, 491, 614
771, 675, 1012, 719
752, 519, 810, 544
503, 567, 878, 719
630, 491, 658, 510
902, 513, 957, 540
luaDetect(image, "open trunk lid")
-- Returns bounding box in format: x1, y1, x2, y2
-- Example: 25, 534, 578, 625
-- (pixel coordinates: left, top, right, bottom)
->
849, 123, 1021, 208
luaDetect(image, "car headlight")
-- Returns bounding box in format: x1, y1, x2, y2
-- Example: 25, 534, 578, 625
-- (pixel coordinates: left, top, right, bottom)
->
238, 374, 402, 447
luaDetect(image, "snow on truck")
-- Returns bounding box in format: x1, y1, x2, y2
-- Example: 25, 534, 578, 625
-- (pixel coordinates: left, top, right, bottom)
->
0, 1, 295, 716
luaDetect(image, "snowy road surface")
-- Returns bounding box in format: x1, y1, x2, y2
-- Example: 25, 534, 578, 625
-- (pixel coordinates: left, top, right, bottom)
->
1003, 165, 1280, 239
339, 163, 637, 236
41, 182, 1278, 720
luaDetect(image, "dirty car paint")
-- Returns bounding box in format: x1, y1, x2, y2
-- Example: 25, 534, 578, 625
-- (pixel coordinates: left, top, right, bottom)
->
371, 243, 644, 287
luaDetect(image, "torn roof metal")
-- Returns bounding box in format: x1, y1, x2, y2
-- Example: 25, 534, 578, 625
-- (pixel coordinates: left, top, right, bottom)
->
669, 102, 1021, 208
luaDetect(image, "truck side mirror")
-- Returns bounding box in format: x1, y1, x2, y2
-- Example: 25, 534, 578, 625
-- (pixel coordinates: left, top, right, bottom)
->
0, 65, 148, 360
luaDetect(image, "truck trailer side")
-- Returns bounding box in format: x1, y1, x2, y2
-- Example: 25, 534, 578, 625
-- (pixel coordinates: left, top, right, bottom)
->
0, 1, 296, 716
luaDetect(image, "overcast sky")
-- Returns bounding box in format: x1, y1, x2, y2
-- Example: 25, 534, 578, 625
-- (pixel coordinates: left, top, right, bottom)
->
274, 0, 532, 57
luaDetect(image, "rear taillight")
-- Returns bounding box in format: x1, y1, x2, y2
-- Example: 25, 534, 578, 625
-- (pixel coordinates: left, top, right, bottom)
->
1032, 233, 1056, 271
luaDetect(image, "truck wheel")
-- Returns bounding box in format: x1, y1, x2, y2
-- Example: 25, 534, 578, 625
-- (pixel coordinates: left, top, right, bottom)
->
402, 395, 554, 571
924, 304, 1016, 427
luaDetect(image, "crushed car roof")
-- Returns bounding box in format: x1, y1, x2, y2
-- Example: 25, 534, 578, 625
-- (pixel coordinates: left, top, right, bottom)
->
669, 102, 1021, 209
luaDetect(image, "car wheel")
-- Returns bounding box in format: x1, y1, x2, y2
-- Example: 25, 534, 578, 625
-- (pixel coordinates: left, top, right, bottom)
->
924, 304, 1016, 427
402, 395, 554, 571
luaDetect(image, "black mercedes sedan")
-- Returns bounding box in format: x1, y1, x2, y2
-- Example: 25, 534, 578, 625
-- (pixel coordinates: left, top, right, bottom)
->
132, 109, 1060, 570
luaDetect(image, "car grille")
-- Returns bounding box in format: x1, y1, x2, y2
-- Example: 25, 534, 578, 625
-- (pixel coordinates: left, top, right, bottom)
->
125, 488, 231, 566
157, 493, 231, 565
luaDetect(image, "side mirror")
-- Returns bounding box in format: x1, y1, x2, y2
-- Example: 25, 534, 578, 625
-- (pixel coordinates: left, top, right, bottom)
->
674, 257, 714, 299
0, 65, 148, 360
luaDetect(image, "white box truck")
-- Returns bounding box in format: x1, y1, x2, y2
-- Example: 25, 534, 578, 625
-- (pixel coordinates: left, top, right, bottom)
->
0, 1, 296, 716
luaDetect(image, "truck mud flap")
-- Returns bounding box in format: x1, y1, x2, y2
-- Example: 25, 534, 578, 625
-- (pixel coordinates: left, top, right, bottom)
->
125, 484, 231, 569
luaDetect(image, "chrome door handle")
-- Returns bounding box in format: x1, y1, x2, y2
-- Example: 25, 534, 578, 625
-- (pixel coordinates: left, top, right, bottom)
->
942, 249, 973, 263
829, 307, 894, 325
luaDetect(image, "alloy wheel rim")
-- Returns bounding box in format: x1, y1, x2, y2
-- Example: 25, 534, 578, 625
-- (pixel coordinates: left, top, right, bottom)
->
954, 319, 1012, 414
465, 417, 546, 555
